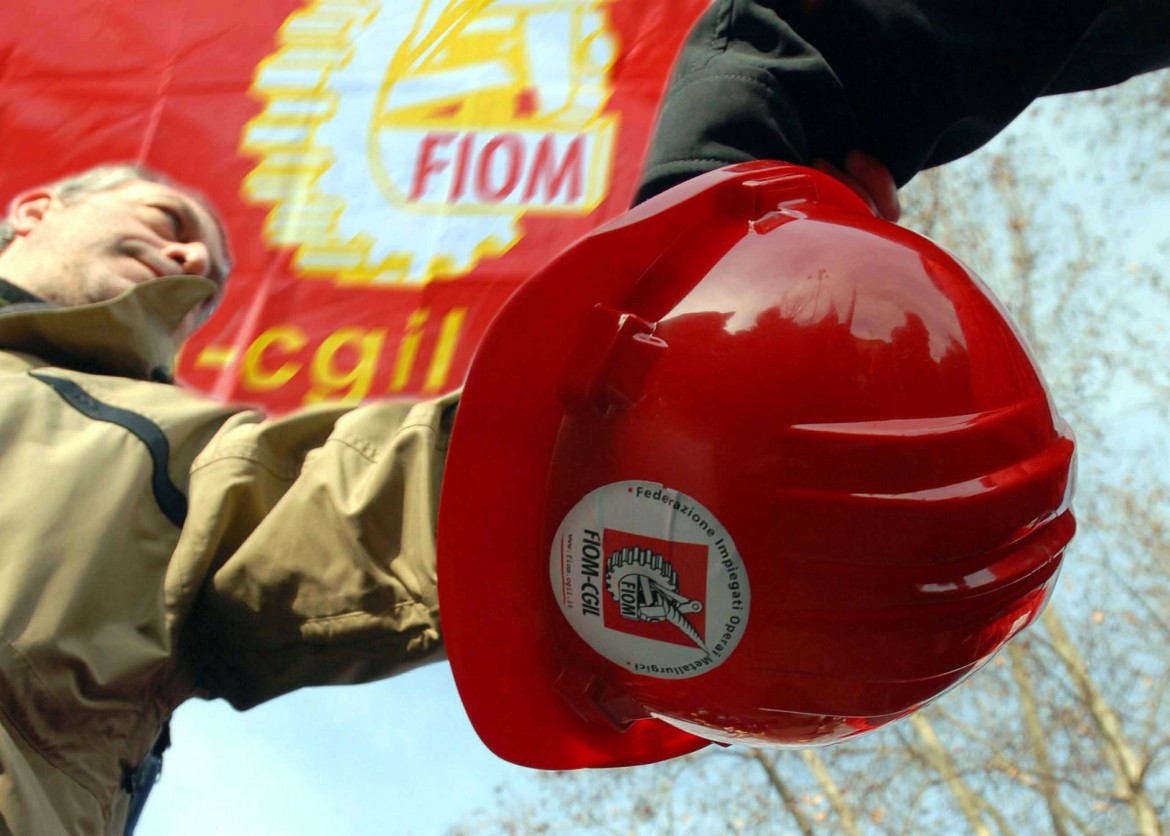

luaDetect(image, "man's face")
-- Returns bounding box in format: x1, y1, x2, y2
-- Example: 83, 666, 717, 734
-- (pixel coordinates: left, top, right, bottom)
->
5, 179, 230, 331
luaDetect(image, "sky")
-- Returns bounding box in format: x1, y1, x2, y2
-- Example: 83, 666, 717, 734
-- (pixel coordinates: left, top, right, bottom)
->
142, 662, 539, 834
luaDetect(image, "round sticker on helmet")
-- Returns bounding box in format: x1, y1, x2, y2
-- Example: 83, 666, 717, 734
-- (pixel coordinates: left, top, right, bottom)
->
550, 481, 750, 679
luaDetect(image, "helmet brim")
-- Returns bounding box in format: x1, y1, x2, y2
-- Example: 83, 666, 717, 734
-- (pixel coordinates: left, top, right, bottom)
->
437, 163, 875, 768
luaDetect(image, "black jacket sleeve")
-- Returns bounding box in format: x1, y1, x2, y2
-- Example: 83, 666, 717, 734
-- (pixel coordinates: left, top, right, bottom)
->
635, 0, 1170, 202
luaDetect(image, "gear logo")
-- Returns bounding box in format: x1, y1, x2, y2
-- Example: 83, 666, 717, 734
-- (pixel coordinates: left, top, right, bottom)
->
551, 481, 751, 680
242, 0, 619, 285
604, 542, 707, 650
607, 547, 705, 645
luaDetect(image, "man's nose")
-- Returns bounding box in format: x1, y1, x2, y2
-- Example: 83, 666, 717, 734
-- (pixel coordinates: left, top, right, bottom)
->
161, 240, 212, 278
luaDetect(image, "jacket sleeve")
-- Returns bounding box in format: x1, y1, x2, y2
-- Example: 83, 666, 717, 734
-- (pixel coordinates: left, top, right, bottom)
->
636, 0, 1170, 201
168, 393, 457, 710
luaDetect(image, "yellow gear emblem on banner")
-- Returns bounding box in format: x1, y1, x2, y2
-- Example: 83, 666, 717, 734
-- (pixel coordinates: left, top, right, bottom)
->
242, 0, 619, 285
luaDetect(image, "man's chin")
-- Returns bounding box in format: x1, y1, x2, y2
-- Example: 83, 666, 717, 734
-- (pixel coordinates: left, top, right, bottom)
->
87, 274, 150, 305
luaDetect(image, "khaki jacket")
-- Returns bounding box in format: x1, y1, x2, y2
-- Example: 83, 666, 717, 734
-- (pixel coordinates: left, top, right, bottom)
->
0, 277, 453, 834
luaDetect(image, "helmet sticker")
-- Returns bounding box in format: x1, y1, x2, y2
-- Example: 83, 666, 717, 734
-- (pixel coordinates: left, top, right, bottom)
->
550, 481, 750, 679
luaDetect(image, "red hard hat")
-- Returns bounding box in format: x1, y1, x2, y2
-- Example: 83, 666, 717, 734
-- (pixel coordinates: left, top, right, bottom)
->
437, 162, 1075, 769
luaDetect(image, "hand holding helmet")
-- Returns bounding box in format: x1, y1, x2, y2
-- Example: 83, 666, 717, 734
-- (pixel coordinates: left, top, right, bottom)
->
438, 162, 1075, 769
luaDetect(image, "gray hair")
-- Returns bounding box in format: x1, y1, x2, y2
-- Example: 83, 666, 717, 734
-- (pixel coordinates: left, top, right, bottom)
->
0, 164, 231, 280
0, 164, 170, 254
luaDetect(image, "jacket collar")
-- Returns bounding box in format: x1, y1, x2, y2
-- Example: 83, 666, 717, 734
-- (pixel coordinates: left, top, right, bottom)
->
0, 276, 217, 381
0, 279, 47, 307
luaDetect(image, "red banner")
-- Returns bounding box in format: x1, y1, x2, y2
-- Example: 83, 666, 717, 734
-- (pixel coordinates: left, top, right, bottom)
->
0, 0, 709, 412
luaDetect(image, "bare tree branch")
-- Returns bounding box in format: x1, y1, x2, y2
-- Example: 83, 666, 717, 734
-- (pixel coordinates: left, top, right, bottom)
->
1042, 607, 1163, 835
908, 712, 991, 835
745, 749, 816, 836
800, 749, 862, 836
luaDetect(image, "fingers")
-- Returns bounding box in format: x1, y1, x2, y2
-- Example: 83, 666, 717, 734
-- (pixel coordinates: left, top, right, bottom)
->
813, 151, 902, 222
845, 151, 901, 221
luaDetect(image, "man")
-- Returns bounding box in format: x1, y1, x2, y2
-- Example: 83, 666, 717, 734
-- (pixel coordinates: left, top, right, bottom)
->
0, 167, 229, 336
0, 165, 453, 834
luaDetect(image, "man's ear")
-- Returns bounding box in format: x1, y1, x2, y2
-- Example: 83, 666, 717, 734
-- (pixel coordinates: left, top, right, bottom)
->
8, 190, 55, 235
